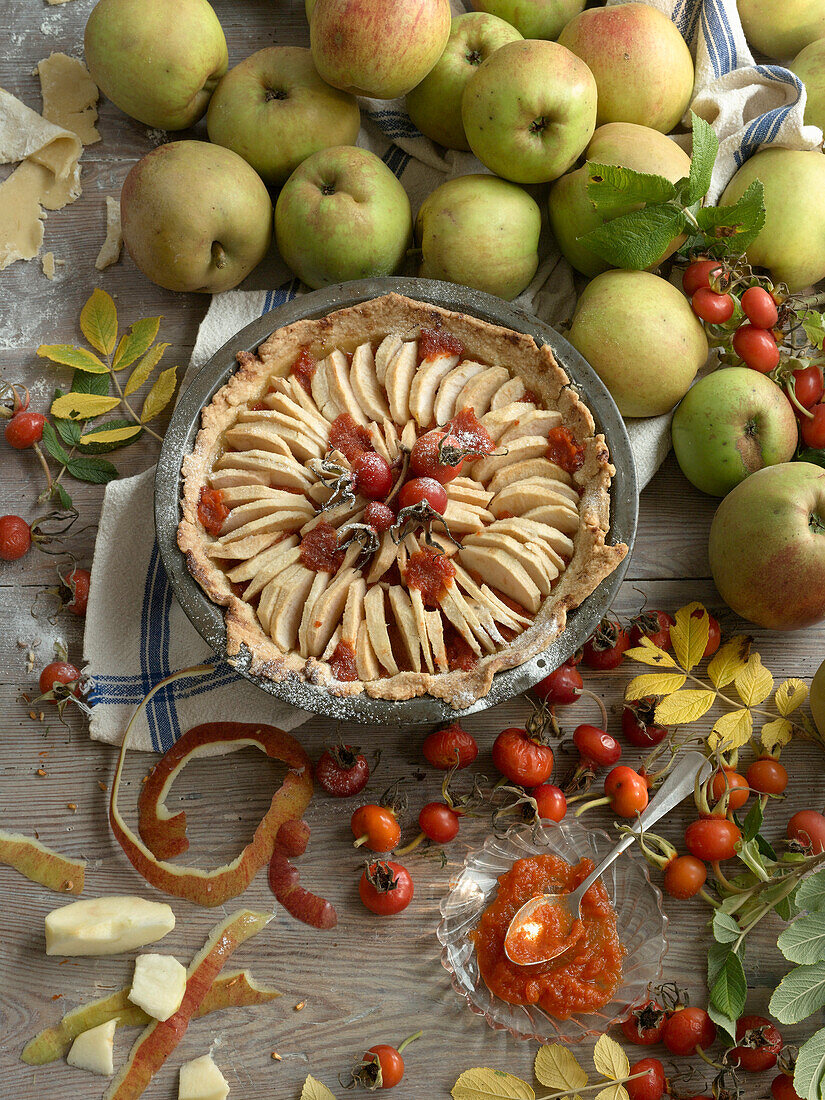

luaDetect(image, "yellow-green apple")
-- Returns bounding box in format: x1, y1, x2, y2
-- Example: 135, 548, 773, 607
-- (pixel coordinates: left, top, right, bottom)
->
738, 0, 825, 58
406, 13, 522, 151
84, 0, 227, 130
306, 0, 315, 18
206, 47, 359, 186
548, 123, 692, 277
558, 4, 694, 132
468, 0, 585, 40
275, 146, 412, 288
415, 174, 541, 299
812, 658, 825, 737
310, 0, 451, 100
568, 270, 708, 417
461, 39, 597, 184
790, 39, 825, 130
709, 462, 825, 630
672, 367, 799, 497
719, 148, 825, 291
121, 141, 272, 294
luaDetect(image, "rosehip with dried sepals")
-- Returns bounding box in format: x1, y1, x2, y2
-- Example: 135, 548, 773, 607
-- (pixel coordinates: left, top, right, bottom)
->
315, 744, 370, 798
730, 1015, 782, 1072
39, 661, 82, 699
662, 1006, 716, 1055
622, 697, 667, 748
583, 618, 629, 670
629, 610, 674, 651
61, 566, 91, 617
533, 660, 582, 705
621, 1000, 666, 1046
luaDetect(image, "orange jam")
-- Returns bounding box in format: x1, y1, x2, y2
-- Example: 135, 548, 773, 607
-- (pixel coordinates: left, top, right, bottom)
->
329, 413, 372, 462
546, 426, 585, 474
404, 547, 456, 608
471, 854, 623, 1020
299, 522, 345, 573
291, 347, 317, 393
198, 487, 229, 537
449, 408, 495, 458
505, 900, 582, 966
330, 640, 358, 682
418, 328, 464, 363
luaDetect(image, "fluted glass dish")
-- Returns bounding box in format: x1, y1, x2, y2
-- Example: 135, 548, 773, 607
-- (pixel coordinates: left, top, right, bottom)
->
437, 820, 668, 1044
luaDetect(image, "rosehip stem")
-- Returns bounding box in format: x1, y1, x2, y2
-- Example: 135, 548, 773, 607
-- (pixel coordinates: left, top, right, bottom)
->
353, 834, 369, 849
395, 831, 425, 856
32, 442, 53, 491
535, 1070, 651, 1100
581, 688, 608, 729
396, 1030, 422, 1054
785, 379, 815, 419
574, 795, 610, 817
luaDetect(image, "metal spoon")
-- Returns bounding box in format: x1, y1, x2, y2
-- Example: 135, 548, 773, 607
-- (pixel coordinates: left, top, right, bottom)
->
504, 750, 712, 965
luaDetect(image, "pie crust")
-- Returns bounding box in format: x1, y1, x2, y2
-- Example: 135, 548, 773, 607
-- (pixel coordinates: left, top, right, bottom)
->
178, 293, 628, 709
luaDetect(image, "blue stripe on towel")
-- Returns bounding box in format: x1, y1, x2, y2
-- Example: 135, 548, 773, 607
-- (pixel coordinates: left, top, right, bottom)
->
367, 108, 422, 141
382, 144, 411, 179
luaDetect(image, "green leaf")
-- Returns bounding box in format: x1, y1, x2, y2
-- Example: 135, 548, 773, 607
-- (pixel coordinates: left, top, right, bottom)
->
712, 911, 741, 945
52, 482, 73, 511
79, 288, 117, 356
795, 1028, 825, 1100
776, 887, 799, 923
41, 421, 70, 465
65, 454, 119, 485
707, 999, 738, 1045
801, 310, 825, 349
140, 365, 177, 422
577, 203, 687, 271
770, 961, 825, 1024
708, 940, 732, 989
53, 417, 81, 447
710, 947, 747, 1023
37, 344, 109, 374
124, 342, 169, 397
798, 447, 825, 469
692, 180, 767, 255
778, 912, 825, 965
586, 162, 676, 215
70, 368, 110, 397
796, 869, 825, 913
78, 421, 143, 453
51, 393, 121, 420
743, 800, 764, 843
684, 113, 719, 204
452, 1068, 535, 1100
112, 316, 161, 371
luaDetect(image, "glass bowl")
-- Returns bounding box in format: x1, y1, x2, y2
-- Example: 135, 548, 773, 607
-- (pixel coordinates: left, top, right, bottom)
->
437, 820, 668, 1044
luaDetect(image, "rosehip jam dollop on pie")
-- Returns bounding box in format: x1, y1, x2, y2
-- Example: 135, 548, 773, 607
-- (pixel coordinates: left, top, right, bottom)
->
178, 294, 627, 707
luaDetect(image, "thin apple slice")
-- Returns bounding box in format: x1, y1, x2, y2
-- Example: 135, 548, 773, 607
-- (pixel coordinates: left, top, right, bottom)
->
355, 620, 381, 680
298, 570, 332, 657
439, 587, 488, 654
384, 341, 418, 424
219, 509, 313, 544
364, 585, 399, 675
473, 435, 552, 483
452, 563, 531, 630
205, 533, 280, 561
381, 418, 401, 462
522, 504, 580, 536
178, 1053, 229, 1100
443, 499, 493, 535
480, 401, 536, 442
350, 343, 390, 422
425, 611, 448, 672
366, 422, 392, 462
0, 828, 85, 895
218, 485, 303, 508
341, 578, 366, 647
327, 348, 370, 425
408, 351, 460, 427
270, 567, 317, 650
300, 501, 362, 535
511, 474, 580, 504
464, 531, 558, 594
408, 587, 434, 674
310, 356, 344, 423
67, 1018, 116, 1076
208, 468, 269, 490
213, 450, 314, 492
46, 897, 175, 957
111, 724, 313, 907
236, 409, 328, 451
102, 910, 270, 1100
219, 496, 306, 535
446, 477, 493, 507
489, 376, 527, 410
488, 457, 574, 494
223, 424, 292, 458
366, 530, 397, 583
374, 334, 403, 385
304, 566, 357, 658
499, 408, 563, 444
483, 516, 573, 566
454, 365, 510, 418
264, 391, 330, 443
490, 482, 579, 520
457, 544, 541, 613
226, 536, 299, 592
400, 418, 417, 451
22, 971, 280, 1066
388, 586, 421, 673
432, 360, 486, 424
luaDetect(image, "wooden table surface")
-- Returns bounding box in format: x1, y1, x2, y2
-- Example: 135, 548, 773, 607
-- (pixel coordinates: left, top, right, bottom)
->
2, 2, 824, 1098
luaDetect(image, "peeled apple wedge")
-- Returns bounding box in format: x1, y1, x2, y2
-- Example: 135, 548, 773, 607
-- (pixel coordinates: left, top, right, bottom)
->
129, 953, 187, 1021
45, 896, 175, 957
67, 1018, 116, 1076
179, 1053, 230, 1100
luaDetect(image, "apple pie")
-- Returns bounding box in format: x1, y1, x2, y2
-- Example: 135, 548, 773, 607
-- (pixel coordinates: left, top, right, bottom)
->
178, 293, 627, 708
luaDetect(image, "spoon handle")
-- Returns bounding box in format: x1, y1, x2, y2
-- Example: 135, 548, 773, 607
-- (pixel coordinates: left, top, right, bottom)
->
573, 750, 713, 904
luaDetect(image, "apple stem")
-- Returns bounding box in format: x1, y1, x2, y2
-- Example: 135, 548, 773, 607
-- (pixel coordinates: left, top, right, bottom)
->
211, 241, 228, 270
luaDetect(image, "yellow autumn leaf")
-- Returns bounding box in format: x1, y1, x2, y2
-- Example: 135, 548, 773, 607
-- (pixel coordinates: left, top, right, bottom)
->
655, 688, 716, 726
534, 1045, 588, 1091
707, 635, 752, 689
37, 343, 109, 374
124, 342, 169, 397
625, 672, 686, 701
112, 315, 161, 371
301, 1076, 337, 1100
79, 424, 142, 446
734, 654, 774, 707
624, 639, 678, 669
451, 1069, 535, 1100
595, 1087, 629, 1100
51, 393, 121, 420
140, 365, 178, 422
708, 708, 754, 751
593, 1035, 630, 1081
761, 717, 795, 755
79, 288, 117, 356
670, 602, 710, 672
775, 679, 809, 717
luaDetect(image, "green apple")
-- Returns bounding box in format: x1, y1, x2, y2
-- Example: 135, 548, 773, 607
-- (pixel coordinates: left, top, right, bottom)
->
719, 148, 825, 292
84, 0, 227, 130
790, 39, 825, 130
811, 658, 825, 738
468, 0, 585, 40
206, 47, 359, 187
461, 39, 596, 184
548, 123, 692, 278
310, 0, 451, 100
568, 270, 708, 418
738, 0, 825, 58
121, 141, 272, 293
672, 367, 799, 497
558, 3, 694, 133
406, 14, 523, 151
709, 462, 825, 630
415, 175, 541, 300
275, 146, 412, 289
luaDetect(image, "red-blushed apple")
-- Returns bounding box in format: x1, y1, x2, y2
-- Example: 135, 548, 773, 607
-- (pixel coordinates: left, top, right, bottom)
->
310, 0, 451, 100
275, 146, 412, 289
206, 47, 360, 186
568, 270, 708, 417
406, 13, 523, 151
738, 0, 825, 58
709, 462, 825, 630
558, 3, 694, 133
672, 367, 799, 497
791, 39, 825, 130
121, 142, 272, 294
719, 148, 825, 292
469, 0, 585, 40
548, 122, 692, 277
415, 174, 541, 299
84, 0, 227, 130
461, 39, 596, 184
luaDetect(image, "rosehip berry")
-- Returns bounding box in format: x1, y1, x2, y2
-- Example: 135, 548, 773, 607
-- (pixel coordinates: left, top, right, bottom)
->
398, 477, 448, 514
530, 783, 567, 822
5, 410, 45, 449
39, 661, 81, 698
626, 1057, 666, 1100
0, 515, 32, 560
364, 501, 395, 532
733, 324, 780, 373
682, 259, 724, 296
792, 365, 824, 410
662, 1006, 716, 1055
692, 287, 735, 324
741, 286, 779, 329
353, 451, 393, 500
63, 567, 91, 616
801, 404, 825, 450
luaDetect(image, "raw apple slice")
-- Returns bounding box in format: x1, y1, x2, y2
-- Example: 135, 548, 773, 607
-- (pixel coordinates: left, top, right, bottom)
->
499, 409, 562, 443
488, 457, 574, 494
0, 828, 85, 895
432, 360, 486, 424
364, 586, 399, 675
457, 544, 541, 613
350, 343, 390, 422
445, 477, 493, 507
67, 1018, 116, 1076
473, 435, 550, 482
129, 954, 187, 1022
454, 365, 510, 418
439, 589, 485, 654
388, 586, 422, 673
374, 334, 403, 384
227, 541, 301, 600
222, 423, 292, 458
355, 620, 381, 680
179, 1053, 229, 1100
480, 400, 535, 441
46, 897, 175, 957
205, 533, 280, 560
341, 578, 366, 648
384, 341, 418, 424
425, 610, 448, 672
326, 349, 370, 425
407, 351, 460, 427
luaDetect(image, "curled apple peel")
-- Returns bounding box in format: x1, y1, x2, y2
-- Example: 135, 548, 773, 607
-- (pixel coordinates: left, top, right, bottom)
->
0, 828, 85, 895
268, 820, 337, 930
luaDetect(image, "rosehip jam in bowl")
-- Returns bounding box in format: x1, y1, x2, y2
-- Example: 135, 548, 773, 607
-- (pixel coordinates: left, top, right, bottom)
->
437, 820, 667, 1044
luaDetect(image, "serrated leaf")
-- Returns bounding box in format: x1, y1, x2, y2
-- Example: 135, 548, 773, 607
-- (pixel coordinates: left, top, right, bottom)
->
735, 654, 774, 706
708, 708, 753, 751
707, 998, 738, 1045
124, 342, 169, 397
655, 688, 716, 725
796, 870, 825, 914
140, 365, 177, 422
795, 1027, 825, 1100
770, 960, 825, 1024
712, 911, 741, 945
79, 288, 117, 356
707, 634, 752, 688
70, 368, 110, 397
743, 798, 764, 842
301, 1076, 337, 1100
534, 1045, 588, 1091
79, 424, 142, 447
52, 482, 73, 510
710, 947, 747, 1021
625, 640, 678, 669
65, 454, 118, 485
452, 1068, 535, 1100
777, 886, 800, 923
112, 315, 161, 371
76, 418, 142, 454
625, 671, 686, 700
776, 678, 809, 717
592, 1035, 629, 1081
40, 421, 70, 465
685, 113, 719, 204
595, 1086, 628, 1100
577, 203, 687, 271
801, 311, 825, 351
778, 912, 825, 965
37, 344, 109, 374
586, 162, 677, 215
51, 393, 120, 420
761, 717, 794, 754
696, 179, 766, 254
670, 602, 710, 672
